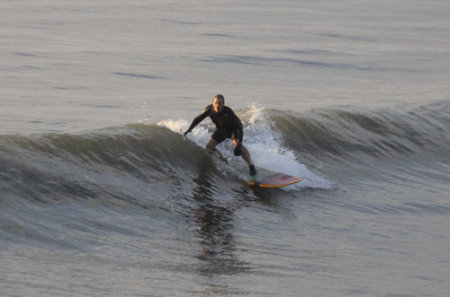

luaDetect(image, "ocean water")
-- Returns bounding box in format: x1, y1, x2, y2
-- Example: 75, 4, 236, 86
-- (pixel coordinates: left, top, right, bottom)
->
1, 0, 449, 296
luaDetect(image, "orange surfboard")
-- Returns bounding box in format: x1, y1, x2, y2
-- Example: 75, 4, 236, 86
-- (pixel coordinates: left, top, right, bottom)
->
230, 161, 302, 188
246, 168, 302, 188
247, 173, 302, 188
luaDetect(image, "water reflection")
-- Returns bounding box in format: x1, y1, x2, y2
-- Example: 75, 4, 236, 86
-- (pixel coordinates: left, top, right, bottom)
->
190, 161, 250, 293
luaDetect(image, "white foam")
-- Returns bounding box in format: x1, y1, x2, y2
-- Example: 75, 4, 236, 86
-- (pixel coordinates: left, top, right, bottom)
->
156, 119, 188, 134
239, 105, 332, 190
157, 118, 212, 147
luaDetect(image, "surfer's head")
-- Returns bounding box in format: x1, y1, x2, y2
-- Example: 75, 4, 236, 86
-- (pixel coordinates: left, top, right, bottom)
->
213, 94, 225, 113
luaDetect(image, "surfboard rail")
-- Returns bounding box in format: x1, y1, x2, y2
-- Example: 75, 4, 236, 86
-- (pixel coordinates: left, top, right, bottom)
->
247, 174, 302, 188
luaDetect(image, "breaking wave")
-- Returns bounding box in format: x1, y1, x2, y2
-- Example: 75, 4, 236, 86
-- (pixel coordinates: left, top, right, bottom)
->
1, 101, 448, 207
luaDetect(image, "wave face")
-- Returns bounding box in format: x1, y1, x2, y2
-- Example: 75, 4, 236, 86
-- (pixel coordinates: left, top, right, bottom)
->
0, 125, 210, 207
268, 100, 450, 162
1, 101, 449, 207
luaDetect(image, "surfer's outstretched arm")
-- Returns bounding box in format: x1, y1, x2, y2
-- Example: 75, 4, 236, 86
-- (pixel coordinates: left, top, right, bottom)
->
184, 106, 211, 136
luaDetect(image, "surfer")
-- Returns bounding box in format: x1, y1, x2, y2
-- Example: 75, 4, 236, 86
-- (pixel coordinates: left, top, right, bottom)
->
184, 94, 257, 176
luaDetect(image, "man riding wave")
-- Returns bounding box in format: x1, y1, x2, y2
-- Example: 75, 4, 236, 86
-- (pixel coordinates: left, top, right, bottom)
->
184, 94, 257, 176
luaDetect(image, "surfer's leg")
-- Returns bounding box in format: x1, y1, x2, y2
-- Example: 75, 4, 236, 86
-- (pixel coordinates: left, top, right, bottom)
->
233, 140, 255, 170
206, 137, 227, 162
231, 128, 256, 175
235, 142, 251, 165
241, 146, 253, 167
231, 128, 253, 166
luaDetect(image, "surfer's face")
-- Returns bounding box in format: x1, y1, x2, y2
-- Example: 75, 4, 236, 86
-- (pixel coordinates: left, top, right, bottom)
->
213, 97, 224, 113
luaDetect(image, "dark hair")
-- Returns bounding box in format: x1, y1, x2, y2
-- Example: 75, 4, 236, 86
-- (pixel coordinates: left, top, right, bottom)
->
213, 94, 225, 104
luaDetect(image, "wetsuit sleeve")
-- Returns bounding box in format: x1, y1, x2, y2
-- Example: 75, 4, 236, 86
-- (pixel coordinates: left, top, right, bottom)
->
186, 105, 211, 132
227, 107, 244, 143
233, 122, 244, 143
226, 107, 242, 129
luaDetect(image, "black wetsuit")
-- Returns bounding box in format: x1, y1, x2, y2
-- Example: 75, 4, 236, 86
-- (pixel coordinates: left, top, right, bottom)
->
186, 105, 243, 144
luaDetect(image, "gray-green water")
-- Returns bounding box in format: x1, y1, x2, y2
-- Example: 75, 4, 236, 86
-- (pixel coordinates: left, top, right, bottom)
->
1, 1, 449, 296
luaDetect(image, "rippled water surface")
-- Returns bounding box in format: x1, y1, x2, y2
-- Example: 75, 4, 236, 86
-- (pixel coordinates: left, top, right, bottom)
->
1, 1, 449, 296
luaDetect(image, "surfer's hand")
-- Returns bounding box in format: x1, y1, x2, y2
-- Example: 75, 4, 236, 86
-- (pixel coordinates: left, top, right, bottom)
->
183, 129, 191, 137
234, 143, 242, 156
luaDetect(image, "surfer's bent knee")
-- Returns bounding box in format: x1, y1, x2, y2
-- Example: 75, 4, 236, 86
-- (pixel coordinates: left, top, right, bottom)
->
206, 146, 216, 153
